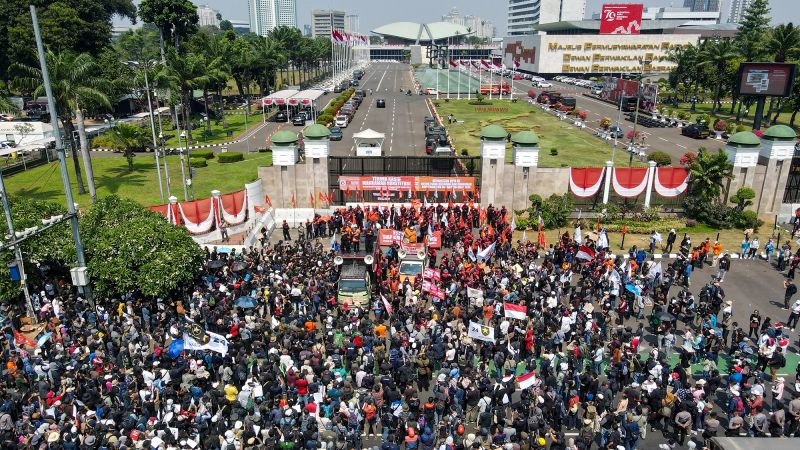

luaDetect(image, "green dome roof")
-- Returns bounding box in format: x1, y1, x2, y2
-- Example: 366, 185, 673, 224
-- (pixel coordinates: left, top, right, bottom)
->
271, 130, 298, 145
727, 131, 761, 147
511, 131, 540, 145
763, 124, 797, 140
303, 124, 331, 139
480, 124, 507, 140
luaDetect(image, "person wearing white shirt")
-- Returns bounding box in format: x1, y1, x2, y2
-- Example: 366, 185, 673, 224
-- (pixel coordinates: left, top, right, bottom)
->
788, 298, 800, 330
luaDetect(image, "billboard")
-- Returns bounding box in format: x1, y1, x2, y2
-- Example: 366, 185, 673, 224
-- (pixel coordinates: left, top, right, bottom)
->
736, 62, 796, 97
339, 176, 475, 192
599, 4, 644, 35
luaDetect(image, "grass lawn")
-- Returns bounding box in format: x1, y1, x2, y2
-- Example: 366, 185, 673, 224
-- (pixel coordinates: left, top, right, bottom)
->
669, 101, 797, 130
4, 152, 272, 207
436, 99, 644, 167
159, 112, 265, 148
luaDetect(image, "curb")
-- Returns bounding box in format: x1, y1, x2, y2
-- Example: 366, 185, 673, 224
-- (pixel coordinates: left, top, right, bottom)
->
92, 121, 271, 152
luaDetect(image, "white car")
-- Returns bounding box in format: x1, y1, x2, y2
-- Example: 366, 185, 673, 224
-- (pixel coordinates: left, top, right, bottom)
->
424, 88, 439, 95
531, 76, 545, 82
335, 115, 349, 128
536, 81, 553, 88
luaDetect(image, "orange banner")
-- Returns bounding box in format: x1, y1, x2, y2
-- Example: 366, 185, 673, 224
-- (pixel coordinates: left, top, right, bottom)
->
339, 176, 475, 192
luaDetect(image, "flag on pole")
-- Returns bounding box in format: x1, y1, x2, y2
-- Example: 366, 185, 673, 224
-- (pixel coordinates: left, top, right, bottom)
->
513, 59, 520, 69
468, 321, 495, 343
521, 229, 527, 242
381, 295, 393, 315
517, 372, 537, 390
449, 60, 457, 68
265, 194, 272, 207
503, 303, 527, 320
575, 245, 595, 261
477, 242, 496, 261
510, 215, 517, 232
290, 194, 296, 208
330, 231, 337, 250
537, 215, 543, 232
467, 246, 476, 262
309, 192, 315, 208
647, 262, 663, 280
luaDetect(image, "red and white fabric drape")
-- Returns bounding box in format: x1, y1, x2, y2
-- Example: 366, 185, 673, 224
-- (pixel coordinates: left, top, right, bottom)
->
148, 188, 251, 234
611, 168, 649, 198
569, 167, 605, 198
654, 167, 689, 197
219, 191, 248, 225
178, 198, 216, 234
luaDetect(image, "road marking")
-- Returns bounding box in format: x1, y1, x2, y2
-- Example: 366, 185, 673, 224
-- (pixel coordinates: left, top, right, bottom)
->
658, 137, 669, 142
375, 66, 389, 91
676, 143, 688, 149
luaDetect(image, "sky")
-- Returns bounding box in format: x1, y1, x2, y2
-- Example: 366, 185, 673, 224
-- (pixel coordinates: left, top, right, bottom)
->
121, 0, 800, 35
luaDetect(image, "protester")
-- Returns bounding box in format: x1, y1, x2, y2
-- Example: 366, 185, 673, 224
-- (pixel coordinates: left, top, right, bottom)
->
1, 202, 798, 450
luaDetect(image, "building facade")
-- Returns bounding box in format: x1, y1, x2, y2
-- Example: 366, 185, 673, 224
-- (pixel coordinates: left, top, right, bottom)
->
345, 15, 360, 33
248, 0, 297, 36
727, 0, 752, 23
593, 7, 721, 25
508, 0, 586, 36
197, 4, 220, 28
683, 0, 721, 12
312, 9, 346, 38
441, 7, 496, 39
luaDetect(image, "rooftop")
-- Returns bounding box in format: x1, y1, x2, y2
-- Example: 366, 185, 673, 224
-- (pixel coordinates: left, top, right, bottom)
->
372, 21, 473, 43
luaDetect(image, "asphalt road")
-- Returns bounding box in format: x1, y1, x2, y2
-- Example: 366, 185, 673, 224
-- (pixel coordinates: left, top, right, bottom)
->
505, 78, 724, 162
330, 62, 431, 157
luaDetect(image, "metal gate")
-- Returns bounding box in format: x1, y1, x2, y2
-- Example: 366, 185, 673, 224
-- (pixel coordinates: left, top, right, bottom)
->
783, 156, 800, 203
328, 156, 482, 204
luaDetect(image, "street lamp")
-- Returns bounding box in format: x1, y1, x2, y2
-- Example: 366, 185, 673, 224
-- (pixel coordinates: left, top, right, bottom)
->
125, 60, 166, 203
628, 59, 651, 167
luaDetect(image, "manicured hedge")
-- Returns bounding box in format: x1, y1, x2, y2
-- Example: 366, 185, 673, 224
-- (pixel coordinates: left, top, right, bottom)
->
217, 152, 244, 163
191, 149, 215, 159
189, 158, 207, 168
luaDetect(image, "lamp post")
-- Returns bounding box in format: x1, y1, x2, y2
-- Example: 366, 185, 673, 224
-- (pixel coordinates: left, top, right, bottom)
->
0, 169, 34, 318
30, 4, 93, 308
629, 59, 651, 166
125, 60, 165, 203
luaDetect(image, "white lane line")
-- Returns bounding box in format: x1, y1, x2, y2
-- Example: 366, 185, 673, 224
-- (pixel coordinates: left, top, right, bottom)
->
658, 137, 669, 141
676, 143, 688, 149
375, 66, 389, 91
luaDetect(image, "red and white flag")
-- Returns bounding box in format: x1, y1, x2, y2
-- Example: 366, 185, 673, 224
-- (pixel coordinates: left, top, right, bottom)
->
513, 59, 520, 69
471, 61, 480, 69
576, 245, 596, 261
493, 60, 503, 69
481, 60, 490, 69
381, 295, 393, 315
449, 60, 457, 68
331, 30, 343, 44
517, 372, 537, 390
503, 302, 527, 320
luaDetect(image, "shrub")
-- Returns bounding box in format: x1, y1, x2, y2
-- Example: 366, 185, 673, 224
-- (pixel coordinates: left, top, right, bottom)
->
189, 158, 207, 168
528, 193, 573, 229
677, 111, 691, 120
679, 151, 697, 166
735, 124, 748, 133
695, 114, 711, 125
317, 114, 334, 125
647, 151, 672, 166
714, 120, 728, 132
191, 149, 215, 159
730, 187, 756, 210
217, 152, 244, 163
578, 110, 588, 120
599, 117, 612, 129
550, 148, 558, 156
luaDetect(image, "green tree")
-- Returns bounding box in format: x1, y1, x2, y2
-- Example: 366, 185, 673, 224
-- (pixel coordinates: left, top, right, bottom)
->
105, 123, 148, 170
219, 20, 233, 31
138, 0, 199, 59
12, 50, 111, 202
687, 147, 734, 202
734, 0, 771, 61
0, 0, 136, 85
700, 39, 737, 115
767, 23, 800, 63
79, 195, 204, 299
249, 34, 285, 96
157, 49, 208, 142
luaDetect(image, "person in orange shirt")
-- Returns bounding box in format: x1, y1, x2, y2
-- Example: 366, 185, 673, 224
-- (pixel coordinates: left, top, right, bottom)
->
483, 304, 493, 323
712, 241, 723, 266
304, 319, 316, 333
374, 323, 387, 338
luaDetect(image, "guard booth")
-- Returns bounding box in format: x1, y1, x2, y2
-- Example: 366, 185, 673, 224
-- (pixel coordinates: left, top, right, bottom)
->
353, 129, 385, 157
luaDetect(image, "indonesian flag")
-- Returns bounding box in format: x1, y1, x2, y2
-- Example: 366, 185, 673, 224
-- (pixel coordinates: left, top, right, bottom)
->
460, 59, 467, 66
503, 302, 527, 320
331, 30, 343, 44
449, 60, 457, 68
517, 372, 537, 390
514, 59, 520, 69
493, 60, 503, 69
309, 192, 315, 207
575, 245, 595, 261
265, 194, 272, 207
481, 60, 490, 69
290, 194, 296, 208
471, 61, 479, 69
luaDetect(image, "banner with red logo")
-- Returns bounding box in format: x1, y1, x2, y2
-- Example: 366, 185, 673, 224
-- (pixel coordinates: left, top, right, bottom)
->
377, 229, 404, 246
430, 285, 446, 300
423, 268, 441, 282
401, 242, 425, 255
427, 230, 442, 249
599, 4, 643, 35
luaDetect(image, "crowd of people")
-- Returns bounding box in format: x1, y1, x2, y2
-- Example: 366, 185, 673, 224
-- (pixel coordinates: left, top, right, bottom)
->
1, 203, 799, 450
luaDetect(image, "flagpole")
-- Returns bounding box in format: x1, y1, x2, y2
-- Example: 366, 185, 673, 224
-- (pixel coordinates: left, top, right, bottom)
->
436, 54, 440, 100
446, 38, 451, 100
489, 59, 493, 101
457, 59, 462, 100
467, 60, 472, 100
510, 60, 515, 101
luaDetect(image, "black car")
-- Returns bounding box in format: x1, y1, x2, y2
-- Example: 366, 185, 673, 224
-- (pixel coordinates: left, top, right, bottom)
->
351, 79, 360, 86
376, 99, 386, 108
329, 126, 343, 141
292, 114, 306, 126
681, 124, 710, 139
274, 111, 288, 122
333, 85, 343, 93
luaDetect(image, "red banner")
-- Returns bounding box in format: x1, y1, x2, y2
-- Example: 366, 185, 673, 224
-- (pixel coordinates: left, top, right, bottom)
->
427, 230, 442, 248
423, 268, 441, 282
422, 280, 432, 293
599, 4, 643, 35
430, 285, 445, 300
339, 176, 475, 192
401, 243, 425, 254
378, 229, 404, 246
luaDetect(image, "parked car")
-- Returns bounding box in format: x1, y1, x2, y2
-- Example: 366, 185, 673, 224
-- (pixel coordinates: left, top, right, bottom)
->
274, 111, 288, 122
608, 125, 624, 139
335, 115, 349, 128
681, 124, 710, 139
329, 126, 343, 141
292, 114, 306, 126
424, 88, 439, 95
536, 81, 553, 88
376, 98, 386, 108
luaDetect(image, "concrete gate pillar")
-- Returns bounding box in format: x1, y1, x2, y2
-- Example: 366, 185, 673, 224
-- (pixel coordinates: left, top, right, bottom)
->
479, 124, 508, 207
510, 131, 540, 211
302, 124, 332, 210
756, 125, 797, 214
724, 131, 761, 205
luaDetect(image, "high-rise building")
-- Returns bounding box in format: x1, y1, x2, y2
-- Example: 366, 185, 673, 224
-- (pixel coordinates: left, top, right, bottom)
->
345, 15, 360, 33
303, 24, 312, 36
727, 0, 753, 23
507, 0, 586, 36
441, 7, 496, 39
197, 4, 220, 28
248, 0, 297, 36
311, 9, 346, 38
683, 0, 721, 12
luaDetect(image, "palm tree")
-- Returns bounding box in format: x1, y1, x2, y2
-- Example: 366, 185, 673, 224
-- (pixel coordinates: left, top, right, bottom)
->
157, 49, 208, 142
12, 51, 110, 202
106, 123, 147, 170
688, 147, 734, 202
767, 23, 800, 62
251, 36, 285, 96
699, 38, 737, 115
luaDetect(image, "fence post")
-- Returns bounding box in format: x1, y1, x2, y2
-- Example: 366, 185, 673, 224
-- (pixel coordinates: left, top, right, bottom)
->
644, 160, 657, 208
602, 160, 613, 205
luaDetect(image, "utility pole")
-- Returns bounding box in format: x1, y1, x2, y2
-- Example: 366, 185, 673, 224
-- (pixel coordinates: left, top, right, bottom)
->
126, 60, 165, 203
31, 4, 93, 308
629, 60, 651, 167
